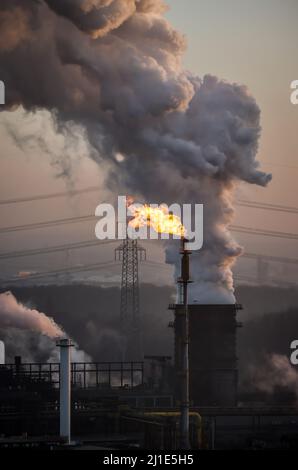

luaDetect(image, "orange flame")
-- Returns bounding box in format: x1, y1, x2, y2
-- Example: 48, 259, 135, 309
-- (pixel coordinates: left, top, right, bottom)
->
126, 195, 135, 207
129, 204, 186, 237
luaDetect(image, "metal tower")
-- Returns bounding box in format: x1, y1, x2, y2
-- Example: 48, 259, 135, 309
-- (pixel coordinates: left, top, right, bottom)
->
115, 238, 146, 361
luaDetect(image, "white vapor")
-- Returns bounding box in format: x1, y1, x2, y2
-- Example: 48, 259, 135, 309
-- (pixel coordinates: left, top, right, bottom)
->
0, 291, 63, 338
0, 292, 91, 362
249, 354, 298, 401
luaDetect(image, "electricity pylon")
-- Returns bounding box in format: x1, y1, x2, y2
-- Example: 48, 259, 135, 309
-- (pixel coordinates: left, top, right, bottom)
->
115, 238, 146, 361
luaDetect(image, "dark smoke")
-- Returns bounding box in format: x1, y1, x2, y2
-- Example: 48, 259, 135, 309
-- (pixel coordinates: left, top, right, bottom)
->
0, 0, 272, 302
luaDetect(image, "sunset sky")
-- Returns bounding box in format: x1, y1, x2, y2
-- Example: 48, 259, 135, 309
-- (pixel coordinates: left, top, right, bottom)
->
0, 0, 297, 285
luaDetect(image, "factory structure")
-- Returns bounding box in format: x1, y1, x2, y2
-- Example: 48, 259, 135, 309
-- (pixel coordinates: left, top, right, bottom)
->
0, 240, 298, 450
1, 0, 297, 453
172, 303, 240, 407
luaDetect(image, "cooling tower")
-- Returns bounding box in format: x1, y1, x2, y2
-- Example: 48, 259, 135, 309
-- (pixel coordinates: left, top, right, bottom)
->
170, 304, 242, 407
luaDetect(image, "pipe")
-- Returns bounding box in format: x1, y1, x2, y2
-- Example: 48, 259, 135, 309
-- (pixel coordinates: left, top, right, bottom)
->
211, 417, 216, 450
141, 412, 202, 449
15, 355, 21, 374
57, 338, 73, 444
179, 237, 191, 449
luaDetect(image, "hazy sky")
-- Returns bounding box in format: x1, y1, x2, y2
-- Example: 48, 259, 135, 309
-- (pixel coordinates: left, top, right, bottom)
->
166, 0, 298, 265
166, 0, 298, 197
0, 0, 297, 285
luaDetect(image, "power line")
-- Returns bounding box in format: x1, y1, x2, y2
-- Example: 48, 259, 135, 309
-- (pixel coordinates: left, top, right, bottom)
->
261, 161, 298, 170
233, 274, 256, 283
146, 268, 298, 288
242, 252, 298, 265
231, 225, 298, 241
3, 260, 121, 284
0, 240, 169, 266
1, 222, 298, 261
0, 186, 100, 205
146, 254, 298, 270
143, 260, 172, 271
2, 211, 298, 241
0, 239, 117, 260
236, 200, 298, 215
6, 234, 298, 266
2, 258, 298, 288
1, 257, 164, 286
1, 179, 298, 215
1, 202, 298, 244
0, 214, 95, 234
234, 274, 298, 288
1, 181, 297, 217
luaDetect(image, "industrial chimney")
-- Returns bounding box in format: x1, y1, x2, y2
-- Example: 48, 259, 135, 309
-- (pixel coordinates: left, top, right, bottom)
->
0, 340, 5, 364
57, 338, 73, 444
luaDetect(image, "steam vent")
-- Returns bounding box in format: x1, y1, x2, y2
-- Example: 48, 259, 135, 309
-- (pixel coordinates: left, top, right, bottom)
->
170, 303, 242, 407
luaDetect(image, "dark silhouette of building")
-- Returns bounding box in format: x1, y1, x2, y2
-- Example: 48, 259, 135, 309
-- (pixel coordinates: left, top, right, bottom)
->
171, 304, 241, 406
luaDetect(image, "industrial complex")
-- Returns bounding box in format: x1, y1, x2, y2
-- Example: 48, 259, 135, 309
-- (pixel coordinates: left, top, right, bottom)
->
1, 238, 298, 451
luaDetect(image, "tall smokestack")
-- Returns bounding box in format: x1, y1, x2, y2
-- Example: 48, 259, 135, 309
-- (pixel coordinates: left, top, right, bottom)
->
57, 338, 73, 445
178, 238, 191, 450
0, 341, 5, 364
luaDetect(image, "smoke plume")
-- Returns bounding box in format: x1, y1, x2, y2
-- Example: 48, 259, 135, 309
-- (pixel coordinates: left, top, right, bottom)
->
0, 291, 63, 338
0, 291, 91, 361
246, 354, 298, 402
0, 0, 272, 302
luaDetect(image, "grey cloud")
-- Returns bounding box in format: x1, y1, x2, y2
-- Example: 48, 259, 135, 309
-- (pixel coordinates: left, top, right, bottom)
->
0, 0, 271, 302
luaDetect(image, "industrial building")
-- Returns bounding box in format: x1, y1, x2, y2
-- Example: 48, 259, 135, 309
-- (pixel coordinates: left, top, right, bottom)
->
0, 242, 298, 450
171, 303, 241, 407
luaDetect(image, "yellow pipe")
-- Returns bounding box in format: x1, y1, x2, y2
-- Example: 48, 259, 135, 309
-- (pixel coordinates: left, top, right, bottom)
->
140, 411, 202, 449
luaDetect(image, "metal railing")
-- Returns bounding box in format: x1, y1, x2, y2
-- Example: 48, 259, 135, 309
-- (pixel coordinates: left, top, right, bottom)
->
0, 361, 144, 390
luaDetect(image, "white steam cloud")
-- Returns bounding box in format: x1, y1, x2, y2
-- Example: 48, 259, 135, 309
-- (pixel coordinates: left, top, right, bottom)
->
0, 291, 63, 338
249, 354, 298, 401
0, 292, 91, 362
0, 0, 272, 303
